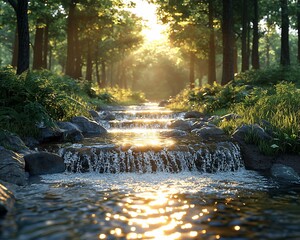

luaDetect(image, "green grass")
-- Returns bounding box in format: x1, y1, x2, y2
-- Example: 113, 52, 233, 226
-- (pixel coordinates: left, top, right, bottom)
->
0, 66, 146, 137
167, 66, 300, 155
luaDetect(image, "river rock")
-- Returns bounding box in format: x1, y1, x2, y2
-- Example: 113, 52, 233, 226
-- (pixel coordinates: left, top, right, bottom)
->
161, 129, 188, 138
57, 121, 84, 142
184, 111, 203, 119
271, 164, 300, 182
0, 130, 30, 154
89, 110, 100, 121
71, 116, 107, 135
168, 119, 192, 131
232, 124, 272, 142
24, 152, 65, 176
0, 183, 15, 217
99, 112, 116, 121
39, 126, 64, 143
192, 126, 225, 139
191, 121, 216, 130
0, 148, 27, 185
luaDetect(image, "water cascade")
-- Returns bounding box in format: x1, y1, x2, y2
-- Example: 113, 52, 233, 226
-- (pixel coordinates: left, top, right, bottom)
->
59, 103, 244, 174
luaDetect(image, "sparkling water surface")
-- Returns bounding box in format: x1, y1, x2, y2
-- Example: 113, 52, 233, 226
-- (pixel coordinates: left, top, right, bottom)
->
1, 171, 299, 240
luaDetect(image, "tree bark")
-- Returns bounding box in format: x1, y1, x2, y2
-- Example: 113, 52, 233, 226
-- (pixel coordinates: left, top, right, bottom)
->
298, 0, 300, 63
221, 0, 234, 85
8, 0, 30, 74
11, 27, 18, 67
43, 22, 49, 69
280, 0, 290, 66
208, 0, 216, 85
189, 51, 195, 89
252, 0, 260, 69
86, 43, 93, 82
65, 0, 77, 77
33, 19, 44, 70
101, 61, 106, 88
241, 0, 249, 71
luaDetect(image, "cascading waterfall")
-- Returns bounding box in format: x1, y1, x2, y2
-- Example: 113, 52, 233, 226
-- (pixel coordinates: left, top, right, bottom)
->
57, 102, 244, 174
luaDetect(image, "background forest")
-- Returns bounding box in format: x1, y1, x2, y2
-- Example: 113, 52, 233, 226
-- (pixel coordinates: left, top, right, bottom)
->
1, 0, 300, 154
1, 0, 300, 97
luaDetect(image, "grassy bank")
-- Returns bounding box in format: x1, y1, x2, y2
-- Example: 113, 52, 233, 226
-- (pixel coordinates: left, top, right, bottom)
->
0, 66, 146, 137
167, 66, 300, 155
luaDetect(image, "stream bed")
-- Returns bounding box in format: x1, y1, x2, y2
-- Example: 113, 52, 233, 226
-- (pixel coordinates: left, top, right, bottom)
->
1, 103, 300, 239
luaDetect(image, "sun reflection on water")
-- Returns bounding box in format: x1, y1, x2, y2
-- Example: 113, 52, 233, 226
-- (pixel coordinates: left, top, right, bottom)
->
109, 128, 176, 148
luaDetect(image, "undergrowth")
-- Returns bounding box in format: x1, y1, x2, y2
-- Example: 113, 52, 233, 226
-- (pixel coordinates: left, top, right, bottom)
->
168, 66, 300, 155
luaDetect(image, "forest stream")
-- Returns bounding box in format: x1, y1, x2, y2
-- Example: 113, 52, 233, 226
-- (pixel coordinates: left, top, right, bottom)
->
1, 103, 300, 240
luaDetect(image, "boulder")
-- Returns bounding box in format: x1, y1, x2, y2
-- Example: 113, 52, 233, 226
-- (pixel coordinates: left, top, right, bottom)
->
89, 110, 100, 121
191, 121, 216, 130
0, 183, 15, 217
168, 119, 192, 131
99, 112, 116, 121
71, 116, 107, 135
0, 147, 27, 185
57, 121, 84, 142
161, 129, 188, 138
39, 126, 64, 143
0, 130, 30, 154
232, 124, 272, 142
24, 152, 65, 176
184, 111, 203, 119
271, 164, 300, 182
192, 126, 225, 139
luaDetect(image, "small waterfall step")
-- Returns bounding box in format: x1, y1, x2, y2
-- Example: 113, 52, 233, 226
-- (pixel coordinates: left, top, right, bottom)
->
107, 119, 171, 129
59, 142, 244, 174
53, 102, 245, 174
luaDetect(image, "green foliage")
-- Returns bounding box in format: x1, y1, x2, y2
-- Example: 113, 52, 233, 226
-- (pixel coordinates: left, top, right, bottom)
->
0, 67, 90, 136
169, 66, 300, 155
92, 86, 146, 105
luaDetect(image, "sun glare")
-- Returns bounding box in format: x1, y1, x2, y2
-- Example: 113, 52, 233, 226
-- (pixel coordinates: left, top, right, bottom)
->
127, 0, 168, 42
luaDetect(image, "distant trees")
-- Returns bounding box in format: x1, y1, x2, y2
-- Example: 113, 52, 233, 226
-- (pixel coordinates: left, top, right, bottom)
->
153, 0, 300, 87
1, 0, 300, 91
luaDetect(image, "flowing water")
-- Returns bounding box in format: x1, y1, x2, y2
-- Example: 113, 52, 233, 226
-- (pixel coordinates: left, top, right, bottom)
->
1, 103, 300, 240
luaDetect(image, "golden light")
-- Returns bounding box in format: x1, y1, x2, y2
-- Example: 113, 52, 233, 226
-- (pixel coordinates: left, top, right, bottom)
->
234, 225, 241, 231
110, 128, 175, 149
125, 0, 168, 43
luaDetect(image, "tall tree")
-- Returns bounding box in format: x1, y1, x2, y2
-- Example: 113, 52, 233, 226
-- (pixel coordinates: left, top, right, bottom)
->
208, 0, 216, 84
221, 0, 234, 85
241, 0, 250, 71
280, 0, 290, 66
5, 0, 29, 74
298, 0, 300, 63
65, 0, 78, 78
252, 0, 260, 69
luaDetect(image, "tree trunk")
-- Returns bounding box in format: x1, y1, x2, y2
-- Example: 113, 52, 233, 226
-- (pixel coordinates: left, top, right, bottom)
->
208, 0, 216, 85
298, 0, 300, 63
65, 0, 77, 77
241, 0, 249, 71
9, 0, 30, 74
189, 51, 195, 89
95, 59, 101, 88
101, 61, 106, 88
86, 43, 93, 82
43, 22, 49, 69
252, 0, 260, 69
11, 27, 18, 68
280, 0, 290, 66
234, 40, 238, 73
221, 0, 234, 85
33, 19, 44, 70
